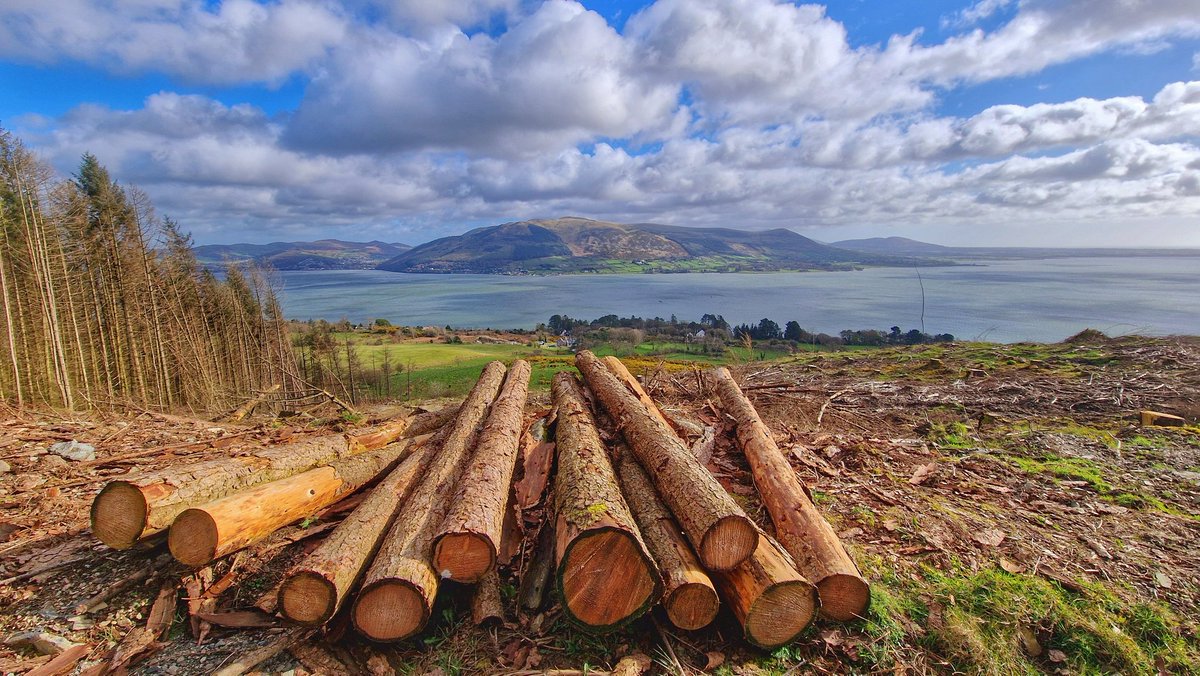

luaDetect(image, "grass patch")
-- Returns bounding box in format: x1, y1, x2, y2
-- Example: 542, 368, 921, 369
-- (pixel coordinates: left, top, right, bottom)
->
927, 422, 973, 449
1008, 455, 1113, 492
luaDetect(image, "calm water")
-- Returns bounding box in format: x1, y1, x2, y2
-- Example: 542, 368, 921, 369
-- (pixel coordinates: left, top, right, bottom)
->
273, 257, 1200, 343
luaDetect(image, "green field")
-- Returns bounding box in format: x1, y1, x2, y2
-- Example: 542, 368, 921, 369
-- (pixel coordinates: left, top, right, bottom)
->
328, 333, 861, 401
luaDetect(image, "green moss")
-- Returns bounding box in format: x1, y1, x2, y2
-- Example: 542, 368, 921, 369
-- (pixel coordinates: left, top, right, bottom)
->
920, 566, 1199, 675
928, 421, 973, 448
1009, 455, 1113, 492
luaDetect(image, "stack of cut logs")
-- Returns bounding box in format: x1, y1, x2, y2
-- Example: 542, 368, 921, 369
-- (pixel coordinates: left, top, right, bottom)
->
90, 352, 869, 649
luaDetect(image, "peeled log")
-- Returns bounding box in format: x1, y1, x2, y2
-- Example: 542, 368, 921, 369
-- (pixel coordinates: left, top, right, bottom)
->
277, 432, 440, 626
169, 434, 426, 566
575, 351, 757, 571
352, 361, 507, 642
712, 367, 869, 621
432, 360, 532, 582
711, 534, 818, 649
92, 416, 414, 550
616, 450, 718, 631
552, 373, 660, 631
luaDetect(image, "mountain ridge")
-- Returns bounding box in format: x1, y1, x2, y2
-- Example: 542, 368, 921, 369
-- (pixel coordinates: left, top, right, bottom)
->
377, 217, 916, 274
195, 238, 411, 270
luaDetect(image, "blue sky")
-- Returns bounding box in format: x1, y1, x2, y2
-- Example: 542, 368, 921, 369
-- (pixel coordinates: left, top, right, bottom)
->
1, 0, 1198, 246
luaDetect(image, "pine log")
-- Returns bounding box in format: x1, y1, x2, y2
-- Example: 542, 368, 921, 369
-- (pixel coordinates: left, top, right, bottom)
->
710, 534, 818, 649
406, 405, 462, 437
92, 416, 416, 549
432, 360, 532, 582
471, 568, 505, 626
217, 383, 281, 423
575, 351, 757, 571
168, 434, 428, 567
518, 520, 556, 612
616, 450, 718, 631
552, 373, 661, 631
277, 431, 440, 626
352, 361, 507, 642
600, 356, 673, 430
711, 367, 869, 621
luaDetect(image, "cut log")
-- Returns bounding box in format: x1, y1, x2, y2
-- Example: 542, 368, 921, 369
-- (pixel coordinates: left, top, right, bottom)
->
575, 351, 757, 571
710, 534, 818, 649
711, 367, 869, 621
551, 373, 660, 631
471, 568, 505, 626
601, 356, 673, 431
92, 415, 417, 549
352, 361, 507, 642
1140, 410, 1185, 427
168, 434, 429, 567
406, 405, 462, 437
615, 450, 718, 631
277, 432, 440, 626
432, 360, 532, 582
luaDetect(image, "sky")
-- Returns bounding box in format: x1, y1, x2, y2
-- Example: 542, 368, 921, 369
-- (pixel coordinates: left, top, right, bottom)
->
1, 1, 1199, 247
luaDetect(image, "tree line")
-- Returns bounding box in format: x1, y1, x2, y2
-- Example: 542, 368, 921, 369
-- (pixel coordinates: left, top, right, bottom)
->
546, 313, 953, 347
0, 126, 299, 412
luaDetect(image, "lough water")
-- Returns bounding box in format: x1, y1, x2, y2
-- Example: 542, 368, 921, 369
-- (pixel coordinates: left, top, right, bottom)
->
273, 256, 1200, 343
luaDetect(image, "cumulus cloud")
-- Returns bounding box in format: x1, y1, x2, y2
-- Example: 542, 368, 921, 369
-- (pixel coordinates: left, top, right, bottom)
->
0, 0, 348, 84
8, 0, 1200, 245
284, 1, 679, 156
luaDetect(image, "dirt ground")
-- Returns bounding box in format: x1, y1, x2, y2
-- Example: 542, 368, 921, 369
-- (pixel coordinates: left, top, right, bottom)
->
1, 333, 1198, 675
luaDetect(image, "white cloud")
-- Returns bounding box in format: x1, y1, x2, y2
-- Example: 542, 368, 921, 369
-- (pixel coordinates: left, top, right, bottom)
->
284, 1, 679, 156
0, 0, 348, 84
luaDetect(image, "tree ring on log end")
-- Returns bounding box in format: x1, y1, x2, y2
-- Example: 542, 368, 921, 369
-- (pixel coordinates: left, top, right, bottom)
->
91, 481, 148, 550
699, 515, 758, 571
745, 580, 818, 648
353, 580, 428, 642
167, 509, 219, 566
559, 528, 657, 630
817, 572, 871, 621
279, 571, 337, 626
431, 532, 496, 583
665, 582, 720, 631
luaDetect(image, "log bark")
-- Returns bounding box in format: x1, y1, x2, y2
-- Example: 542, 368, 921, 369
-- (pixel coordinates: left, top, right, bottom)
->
92, 416, 416, 549
432, 360, 532, 582
519, 520, 555, 612
406, 404, 462, 437
710, 534, 817, 649
615, 450, 718, 631
352, 361, 507, 642
552, 373, 660, 631
471, 568, 504, 626
711, 367, 869, 621
168, 434, 428, 567
216, 383, 281, 423
277, 432, 440, 626
600, 356, 673, 430
575, 351, 756, 571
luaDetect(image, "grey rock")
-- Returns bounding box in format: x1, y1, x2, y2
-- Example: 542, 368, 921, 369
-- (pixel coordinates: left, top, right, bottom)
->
48, 440, 95, 462
3, 630, 79, 655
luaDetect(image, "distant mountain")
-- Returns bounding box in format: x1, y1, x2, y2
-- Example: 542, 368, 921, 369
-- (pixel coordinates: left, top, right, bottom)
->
377, 217, 918, 274
831, 237, 955, 256
195, 239, 411, 270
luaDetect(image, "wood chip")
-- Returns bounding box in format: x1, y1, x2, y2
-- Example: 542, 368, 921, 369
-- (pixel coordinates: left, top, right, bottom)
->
909, 462, 939, 485
972, 528, 1006, 547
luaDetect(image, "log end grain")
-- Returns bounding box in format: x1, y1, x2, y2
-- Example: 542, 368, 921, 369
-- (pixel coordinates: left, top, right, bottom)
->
559, 528, 657, 630
431, 532, 495, 584
698, 515, 759, 571
664, 582, 720, 631
91, 481, 148, 550
745, 579, 818, 649
167, 508, 219, 566
353, 580, 428, 642
278, 571, 337, 626
817, 572, 871, 621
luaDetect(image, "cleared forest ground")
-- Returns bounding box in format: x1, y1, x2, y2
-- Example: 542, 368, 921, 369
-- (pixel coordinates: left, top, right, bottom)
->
1, 334, 1197, 674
